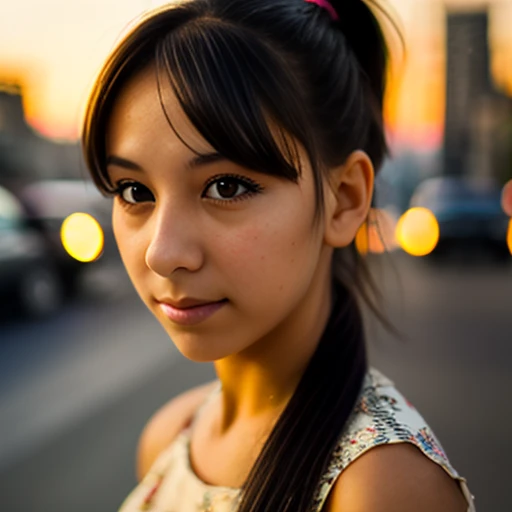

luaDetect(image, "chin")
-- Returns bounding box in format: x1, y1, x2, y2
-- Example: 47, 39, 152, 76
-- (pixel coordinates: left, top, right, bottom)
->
176, 345, 219, 363
167, 330, 236, 363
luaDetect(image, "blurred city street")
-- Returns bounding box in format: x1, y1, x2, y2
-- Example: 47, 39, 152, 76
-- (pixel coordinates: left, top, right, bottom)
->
0, 255, 510, 512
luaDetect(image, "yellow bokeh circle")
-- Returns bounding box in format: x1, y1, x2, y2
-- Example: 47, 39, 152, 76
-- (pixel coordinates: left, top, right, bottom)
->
61, 213, 104, 263
396, 207, 440, 257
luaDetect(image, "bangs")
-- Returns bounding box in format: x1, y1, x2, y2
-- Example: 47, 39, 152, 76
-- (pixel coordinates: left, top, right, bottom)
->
85, 9, 325, 214
154, 20, 314, 183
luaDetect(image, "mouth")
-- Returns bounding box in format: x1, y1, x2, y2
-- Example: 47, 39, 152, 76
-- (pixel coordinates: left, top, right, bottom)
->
156, 298, 228, 326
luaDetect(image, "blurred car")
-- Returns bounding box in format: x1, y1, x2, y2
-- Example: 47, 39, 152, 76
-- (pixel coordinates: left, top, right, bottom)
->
0, 185, 65, 317
0, 180, 117, 317
408, 176, 511, 261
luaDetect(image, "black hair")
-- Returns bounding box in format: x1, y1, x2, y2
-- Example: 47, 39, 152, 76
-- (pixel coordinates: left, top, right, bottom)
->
82, 0, 391, 509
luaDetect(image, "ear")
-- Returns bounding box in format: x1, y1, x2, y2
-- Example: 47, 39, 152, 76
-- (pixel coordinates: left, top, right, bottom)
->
502, 180, 512, 216
323, 150, 374, 248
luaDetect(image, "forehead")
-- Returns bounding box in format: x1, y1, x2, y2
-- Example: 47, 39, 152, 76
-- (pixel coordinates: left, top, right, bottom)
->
105, 65, 215, 157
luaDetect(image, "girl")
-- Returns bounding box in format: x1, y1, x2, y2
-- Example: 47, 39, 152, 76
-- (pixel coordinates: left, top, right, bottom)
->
82, 0, 476, 510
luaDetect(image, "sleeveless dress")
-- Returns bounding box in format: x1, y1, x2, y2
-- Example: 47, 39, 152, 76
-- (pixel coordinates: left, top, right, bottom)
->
119, 368, 476, 512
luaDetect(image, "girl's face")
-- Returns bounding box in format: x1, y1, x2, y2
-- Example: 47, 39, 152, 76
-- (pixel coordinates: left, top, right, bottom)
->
105, 67, 334, 362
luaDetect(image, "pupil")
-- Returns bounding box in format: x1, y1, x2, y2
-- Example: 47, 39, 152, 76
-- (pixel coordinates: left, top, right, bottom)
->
132, 185, 150, 202
217, 180, 238, 198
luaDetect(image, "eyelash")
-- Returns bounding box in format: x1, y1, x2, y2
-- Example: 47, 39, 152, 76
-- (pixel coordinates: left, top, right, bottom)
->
112, 182, 153, 211
202, 174, 264, 203
112, 173, 264, 209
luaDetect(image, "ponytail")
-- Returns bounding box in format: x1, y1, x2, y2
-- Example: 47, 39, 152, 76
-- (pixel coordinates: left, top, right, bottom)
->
330, 0, 389, 169
237, 283, 367, 511
332, 0, 388, 103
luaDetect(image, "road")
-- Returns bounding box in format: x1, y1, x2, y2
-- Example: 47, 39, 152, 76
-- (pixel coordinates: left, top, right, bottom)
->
0, 254, 511, 511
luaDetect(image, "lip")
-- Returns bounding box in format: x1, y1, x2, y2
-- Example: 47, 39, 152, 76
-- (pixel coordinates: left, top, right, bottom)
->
157, 298, 228, 326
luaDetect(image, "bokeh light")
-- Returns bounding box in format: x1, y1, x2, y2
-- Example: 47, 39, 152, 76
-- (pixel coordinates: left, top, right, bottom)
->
356, 208, 399, 255
502, 180, 512, 217
507, 219, 512, 254
395, 207, 440, 257
60, 212, 104, 262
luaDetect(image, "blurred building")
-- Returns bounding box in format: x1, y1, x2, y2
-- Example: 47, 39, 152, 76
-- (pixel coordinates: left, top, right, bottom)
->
443, 8, 512, 181
0, 84, 31, 138
0, 83, 82, 195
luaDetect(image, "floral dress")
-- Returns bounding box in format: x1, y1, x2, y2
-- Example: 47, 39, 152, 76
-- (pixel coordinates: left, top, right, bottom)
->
118, 368, 476, 512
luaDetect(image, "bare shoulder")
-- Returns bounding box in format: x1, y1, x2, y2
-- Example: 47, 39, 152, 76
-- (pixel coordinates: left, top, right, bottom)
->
326, 443, 468, 512
137, 380, 218, 480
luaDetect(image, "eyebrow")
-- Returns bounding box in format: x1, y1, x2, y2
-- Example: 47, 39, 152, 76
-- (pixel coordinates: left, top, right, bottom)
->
105, 152, 225, 172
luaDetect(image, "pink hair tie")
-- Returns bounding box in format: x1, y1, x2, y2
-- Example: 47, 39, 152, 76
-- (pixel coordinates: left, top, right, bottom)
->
304, 0, 339, 21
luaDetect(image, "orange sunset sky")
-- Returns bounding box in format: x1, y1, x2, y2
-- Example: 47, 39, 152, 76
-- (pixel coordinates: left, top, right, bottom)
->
0, 0, 511, 148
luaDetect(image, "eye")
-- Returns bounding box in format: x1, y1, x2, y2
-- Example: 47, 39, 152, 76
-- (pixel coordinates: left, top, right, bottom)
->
203, 175, 262, 201
116, 182, 155, 204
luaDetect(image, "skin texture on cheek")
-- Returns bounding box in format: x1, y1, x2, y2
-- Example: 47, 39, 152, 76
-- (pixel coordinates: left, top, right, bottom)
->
112, 204, 151, 303
215, 184, 321, 301
223, 231, 311, 301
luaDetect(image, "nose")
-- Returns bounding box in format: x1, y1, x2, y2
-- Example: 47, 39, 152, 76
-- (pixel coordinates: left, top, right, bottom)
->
145, 203, 204, 277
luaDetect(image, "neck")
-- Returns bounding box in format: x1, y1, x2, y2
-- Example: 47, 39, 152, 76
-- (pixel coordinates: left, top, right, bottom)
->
213, 269, 334, 431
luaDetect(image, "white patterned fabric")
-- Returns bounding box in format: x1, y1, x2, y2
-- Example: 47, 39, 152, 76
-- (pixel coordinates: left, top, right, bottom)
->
118, 368, 476, 512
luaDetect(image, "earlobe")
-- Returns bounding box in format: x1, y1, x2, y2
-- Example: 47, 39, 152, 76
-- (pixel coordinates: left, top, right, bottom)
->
323, 150, 374, 248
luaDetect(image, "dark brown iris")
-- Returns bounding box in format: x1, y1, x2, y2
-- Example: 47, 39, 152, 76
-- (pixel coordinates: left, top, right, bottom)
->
216, 179, 239, 198
128, 184, 153, 202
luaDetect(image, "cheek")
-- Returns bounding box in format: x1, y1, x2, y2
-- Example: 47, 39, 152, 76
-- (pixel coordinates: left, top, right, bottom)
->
112, 206, 146, 279
217, 210, 320, 293
112, 207, 130, 260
